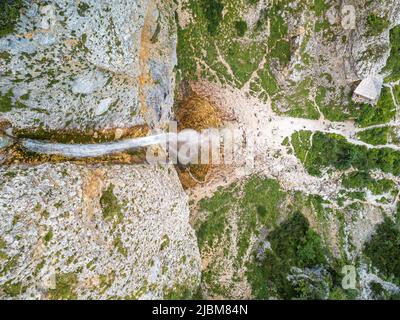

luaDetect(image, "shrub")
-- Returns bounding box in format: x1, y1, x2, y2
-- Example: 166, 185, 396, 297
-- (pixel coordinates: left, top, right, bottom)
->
357, 127, 390, 146
364, 217, 400, 280
313, 0, 329, 17
384, 26, 400, 82
356, 88, 396, 127
234, 20, 248, 37
0, 0, 23, 37
100, 184, 123, 223
293, 131, 400, 176
369, 281, 400, 300
366, 13, 390, 36
201, 0, 224, 35
342, 171, 395, 195
0, 89, 13, 112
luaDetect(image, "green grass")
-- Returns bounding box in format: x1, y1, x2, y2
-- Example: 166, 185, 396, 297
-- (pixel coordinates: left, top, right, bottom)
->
0, 51, 11, 61
176, 0, 283, 89
312, 0, 329, 17
113, 235, 128, 257
196, 185, 237, 249
48, 273, 78, 300
236, 177, 285, 261
196, 177, 286, 297
270, 39, 291, 67
394, 85, 400, 104
275, 78, 320, 120
177, 0, 339, 115
366, 13, 390, 36
77, 2, 90, 16
2, 280, 26, 297
164, 283, 197, 300
44, 230, 53, 243
197, 176, 285, 260
290, 130, 312, 163
0, 237, 7, 261
318, 88, 360, 122
225, 41, 265, 85
195, 175, 356, 299
254, 65, 280, 97
266, 6, 291, 69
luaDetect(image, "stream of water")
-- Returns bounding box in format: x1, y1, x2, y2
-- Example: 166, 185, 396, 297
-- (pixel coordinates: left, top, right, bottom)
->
0, 130, 204, 159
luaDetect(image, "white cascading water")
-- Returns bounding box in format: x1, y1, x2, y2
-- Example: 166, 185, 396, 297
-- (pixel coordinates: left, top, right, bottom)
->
1, 130, 206, 159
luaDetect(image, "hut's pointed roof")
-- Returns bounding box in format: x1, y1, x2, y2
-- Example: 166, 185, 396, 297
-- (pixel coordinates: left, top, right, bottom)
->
354, 76, 383, 101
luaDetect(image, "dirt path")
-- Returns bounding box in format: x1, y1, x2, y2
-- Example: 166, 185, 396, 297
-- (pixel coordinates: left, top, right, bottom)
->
188, 80, 400, 212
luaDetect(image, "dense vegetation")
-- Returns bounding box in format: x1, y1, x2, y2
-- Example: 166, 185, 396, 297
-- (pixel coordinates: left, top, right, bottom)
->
176, 0, 398, 123
291, 131, 400, 176
0, 0, 23, 37
312, 0, 329, 17
177, 0, 292, 90
356, 87, 396, 127
342, 171, 395, 196
202, 0, 224, 35
356, 127, 390, 146
234, 20, 248, 36
48, 273, 78, 300
247, 212, 330, 299
197, 177, 284, 256
384, 26, 400, 82
237, 177, 285, 261
364, 217, 400, 281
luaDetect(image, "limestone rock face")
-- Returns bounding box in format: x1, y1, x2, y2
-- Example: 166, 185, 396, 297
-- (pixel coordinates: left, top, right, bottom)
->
0, 0, 177, 130
0, 163, 200, 299
273, 0, 400, 114
0, 1, 198, 300
350, 0, 400, 78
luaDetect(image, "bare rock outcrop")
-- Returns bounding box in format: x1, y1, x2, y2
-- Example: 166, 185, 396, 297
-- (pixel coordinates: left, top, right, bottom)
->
0, 163, 200, 299
0, 0, 176, 130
